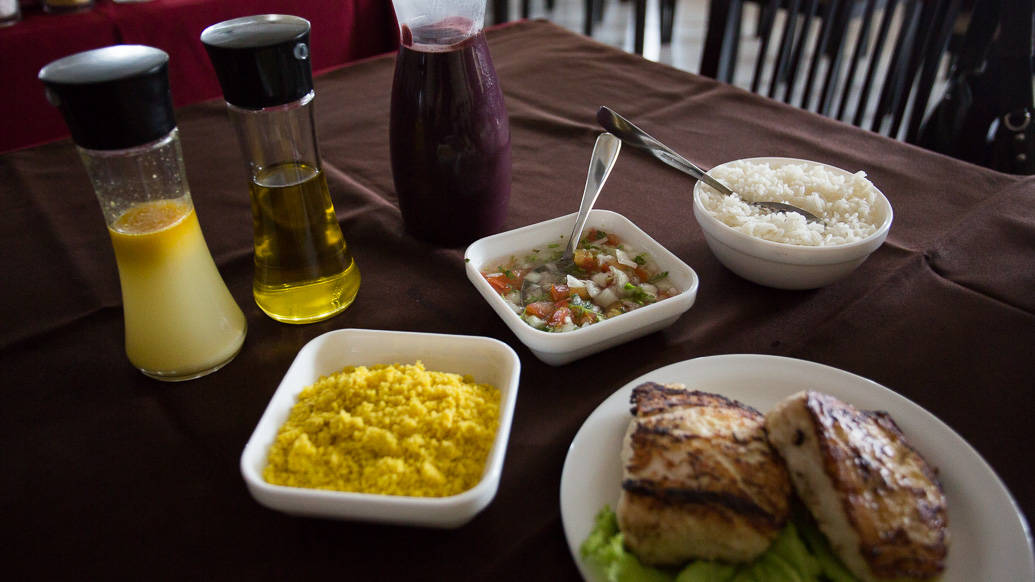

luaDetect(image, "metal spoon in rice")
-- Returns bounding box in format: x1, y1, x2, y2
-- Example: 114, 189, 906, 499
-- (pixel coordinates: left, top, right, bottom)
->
521, 132, 621, 303
597, 106, 823, 223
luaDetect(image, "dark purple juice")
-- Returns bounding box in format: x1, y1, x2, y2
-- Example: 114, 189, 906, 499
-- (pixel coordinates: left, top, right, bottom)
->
389, 21, 511, 246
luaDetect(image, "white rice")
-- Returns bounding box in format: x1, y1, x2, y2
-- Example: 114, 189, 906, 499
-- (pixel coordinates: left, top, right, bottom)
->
699, 160, 882, 246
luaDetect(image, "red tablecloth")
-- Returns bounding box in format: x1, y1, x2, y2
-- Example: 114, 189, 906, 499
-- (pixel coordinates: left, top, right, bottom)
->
0, 0, 398, 153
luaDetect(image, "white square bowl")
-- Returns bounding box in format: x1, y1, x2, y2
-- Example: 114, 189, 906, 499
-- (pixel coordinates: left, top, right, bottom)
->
465, 209, 700, 366
240, 328, 521, 528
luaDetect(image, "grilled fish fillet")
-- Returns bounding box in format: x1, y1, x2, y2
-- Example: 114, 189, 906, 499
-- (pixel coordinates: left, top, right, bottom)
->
616, 382, 792, 566
765, 391, 949, 581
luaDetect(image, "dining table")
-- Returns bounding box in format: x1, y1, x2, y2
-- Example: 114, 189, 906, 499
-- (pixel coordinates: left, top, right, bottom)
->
1, 18, 1032, 580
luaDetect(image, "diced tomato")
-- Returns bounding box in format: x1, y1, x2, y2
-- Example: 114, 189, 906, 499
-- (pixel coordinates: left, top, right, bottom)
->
573, 309, 597, 326
548, 284, 570, 301
573, 249, 596, 270
548, 306, 572, 328
583, 228, 605, 243
510, 268, 528, 288
634, 267, 650, 282
484, 269, 527, 295
524, 301, 555, 319
484, 273, 512, 294
570, 286, 589, 299
606, 233, 619, 245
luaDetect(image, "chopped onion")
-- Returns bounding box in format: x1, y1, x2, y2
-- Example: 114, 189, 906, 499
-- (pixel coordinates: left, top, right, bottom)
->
615, 249, 638, 267
591, 272, 610, 287
594, 287, 619, 308
566, 274, 586, 288
523, 314, 546, 329
504, 291, 523, 312
610, 266, 629, 290
525, 271, 543, 283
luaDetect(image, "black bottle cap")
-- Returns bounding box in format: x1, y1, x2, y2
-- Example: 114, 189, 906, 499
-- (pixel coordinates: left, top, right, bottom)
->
201, 14, 314, 110
38, 45, 175, 151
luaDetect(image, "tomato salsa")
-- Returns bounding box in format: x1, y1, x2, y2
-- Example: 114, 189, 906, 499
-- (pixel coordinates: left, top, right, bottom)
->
481, 229, 678, 332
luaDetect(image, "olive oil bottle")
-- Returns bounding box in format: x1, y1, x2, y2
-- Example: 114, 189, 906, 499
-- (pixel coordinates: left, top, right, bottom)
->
249, 162, 360, 323
203, 15, 361, 324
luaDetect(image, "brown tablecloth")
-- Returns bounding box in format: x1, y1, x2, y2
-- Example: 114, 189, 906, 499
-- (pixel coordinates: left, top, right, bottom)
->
1, 20, 1032, 579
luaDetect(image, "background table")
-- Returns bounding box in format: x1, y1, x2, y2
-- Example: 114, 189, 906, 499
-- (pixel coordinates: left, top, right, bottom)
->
0, 0, 397, 153
1, 19, 1032, 580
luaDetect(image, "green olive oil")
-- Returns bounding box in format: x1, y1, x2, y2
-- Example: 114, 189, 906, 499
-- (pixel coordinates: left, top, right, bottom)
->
249, 162, 359, 323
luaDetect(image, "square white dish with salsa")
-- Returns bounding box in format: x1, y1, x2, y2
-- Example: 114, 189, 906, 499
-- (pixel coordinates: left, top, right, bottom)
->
465, 209, 699, 365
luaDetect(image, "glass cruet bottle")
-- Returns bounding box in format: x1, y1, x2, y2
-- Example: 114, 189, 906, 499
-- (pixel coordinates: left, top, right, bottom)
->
38, 45, 247, 381
201, 14, 360, 324
389, 0, 512, 247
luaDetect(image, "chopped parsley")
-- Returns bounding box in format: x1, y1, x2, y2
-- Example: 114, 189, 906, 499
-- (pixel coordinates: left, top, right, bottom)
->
647, 271, 669, 284
624, 283, 655, 305
523, 293, 549, 304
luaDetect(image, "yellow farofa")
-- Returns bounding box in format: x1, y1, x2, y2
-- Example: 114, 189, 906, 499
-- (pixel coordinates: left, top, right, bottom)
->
263, 362, 501, 497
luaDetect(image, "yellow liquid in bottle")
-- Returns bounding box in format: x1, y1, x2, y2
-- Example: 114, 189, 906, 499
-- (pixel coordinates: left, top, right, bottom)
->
109, 200, 247, 380
249, 162, 360, 323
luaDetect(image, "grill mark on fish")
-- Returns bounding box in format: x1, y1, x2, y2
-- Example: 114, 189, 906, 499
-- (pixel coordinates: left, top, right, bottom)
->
621, 479, 788, 528
800, 391, 949, 580
617, 382, 793, 565
630, 382, 764, 417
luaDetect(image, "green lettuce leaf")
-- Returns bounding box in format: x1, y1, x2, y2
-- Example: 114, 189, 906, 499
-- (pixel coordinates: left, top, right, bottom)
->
580, 506, 860, 582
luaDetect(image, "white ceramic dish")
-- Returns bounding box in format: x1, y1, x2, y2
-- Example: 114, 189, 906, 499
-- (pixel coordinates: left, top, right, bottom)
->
560, 354, 1034, 581
240, 328, 520, 528
692, 157, 893, 290
465, 209, 699, 366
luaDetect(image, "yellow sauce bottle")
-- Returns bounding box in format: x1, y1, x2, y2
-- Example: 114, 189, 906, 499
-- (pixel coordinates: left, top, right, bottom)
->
110, 199, 246, 377
40, 45, 247, 380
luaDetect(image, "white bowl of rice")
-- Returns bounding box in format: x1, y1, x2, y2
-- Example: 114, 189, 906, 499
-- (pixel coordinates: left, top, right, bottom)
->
692, 157, 893, 290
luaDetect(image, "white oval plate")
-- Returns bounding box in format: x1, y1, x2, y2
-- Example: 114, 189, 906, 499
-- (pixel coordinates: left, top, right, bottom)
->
560, 354, 1034, 581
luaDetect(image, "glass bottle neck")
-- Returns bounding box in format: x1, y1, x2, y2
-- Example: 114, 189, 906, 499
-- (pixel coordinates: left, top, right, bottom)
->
226, 90, 321, 179
77, 128, 192, 227
392, 0, 486, 46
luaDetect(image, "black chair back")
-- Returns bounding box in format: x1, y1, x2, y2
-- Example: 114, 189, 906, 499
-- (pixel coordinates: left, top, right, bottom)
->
701, 0, 963, 141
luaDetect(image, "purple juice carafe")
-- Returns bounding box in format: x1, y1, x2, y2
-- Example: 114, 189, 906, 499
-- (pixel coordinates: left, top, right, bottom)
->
389, 0, 512, 246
